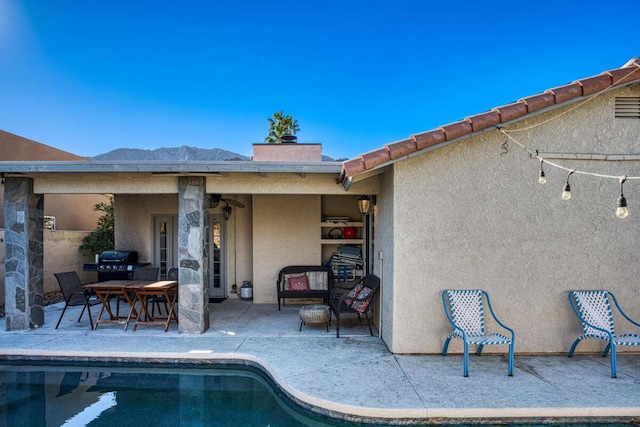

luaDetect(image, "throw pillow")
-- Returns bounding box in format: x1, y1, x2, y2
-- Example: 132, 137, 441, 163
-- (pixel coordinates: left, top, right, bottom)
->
350, 286, 373, 313
343, 283, 364, 307
287, 273, 310, 291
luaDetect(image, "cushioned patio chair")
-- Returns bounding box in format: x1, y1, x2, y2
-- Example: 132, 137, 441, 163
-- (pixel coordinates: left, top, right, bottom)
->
441, 290, 515, 377
329, 274, 380, 338
54, 271, 102, 329
568, 290, 640, 378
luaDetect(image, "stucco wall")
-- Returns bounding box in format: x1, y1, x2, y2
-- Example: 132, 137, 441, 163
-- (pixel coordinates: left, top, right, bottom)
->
252, 194, 321, 303
376, 168, 395, 346
0, 229, 93, 306
388, 86, 640, 354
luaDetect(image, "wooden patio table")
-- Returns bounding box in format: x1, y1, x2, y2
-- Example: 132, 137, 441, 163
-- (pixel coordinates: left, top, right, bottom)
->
130, 280, 178, 332
84, 280, 147, 330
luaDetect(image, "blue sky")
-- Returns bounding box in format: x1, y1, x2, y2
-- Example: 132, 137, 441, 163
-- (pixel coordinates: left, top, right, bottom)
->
1, 1, 638, 160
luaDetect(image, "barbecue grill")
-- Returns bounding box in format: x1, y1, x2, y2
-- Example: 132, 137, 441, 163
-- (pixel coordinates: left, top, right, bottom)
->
87, 250, 149, 281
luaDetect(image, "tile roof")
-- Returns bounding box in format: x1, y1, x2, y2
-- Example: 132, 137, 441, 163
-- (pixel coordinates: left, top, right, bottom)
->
339, 57, 640, 182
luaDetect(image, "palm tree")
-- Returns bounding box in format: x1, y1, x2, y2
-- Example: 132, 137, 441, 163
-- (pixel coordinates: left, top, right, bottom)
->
265, 111, 300, 144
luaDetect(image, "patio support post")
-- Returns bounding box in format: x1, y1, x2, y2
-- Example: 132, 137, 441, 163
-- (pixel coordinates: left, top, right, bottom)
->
177, 176, 210, 333
4, 177, 44, 330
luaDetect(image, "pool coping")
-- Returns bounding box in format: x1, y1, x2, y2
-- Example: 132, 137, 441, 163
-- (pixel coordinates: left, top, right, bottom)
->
1, 349, 639, 425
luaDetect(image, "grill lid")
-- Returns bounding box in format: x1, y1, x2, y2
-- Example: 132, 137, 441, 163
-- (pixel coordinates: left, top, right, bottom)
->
98, 250, 138, 264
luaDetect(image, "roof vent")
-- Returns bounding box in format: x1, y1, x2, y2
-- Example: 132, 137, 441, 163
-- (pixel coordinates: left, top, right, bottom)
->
615, 97, 640, 119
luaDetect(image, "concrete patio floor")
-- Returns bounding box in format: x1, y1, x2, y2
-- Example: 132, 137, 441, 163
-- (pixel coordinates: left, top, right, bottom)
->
1, 296, 639, 425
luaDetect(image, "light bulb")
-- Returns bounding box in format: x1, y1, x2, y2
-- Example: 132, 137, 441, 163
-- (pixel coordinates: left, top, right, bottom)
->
538, 169, 547, 184
562, 182, 571, 200
616, 177, 629, 218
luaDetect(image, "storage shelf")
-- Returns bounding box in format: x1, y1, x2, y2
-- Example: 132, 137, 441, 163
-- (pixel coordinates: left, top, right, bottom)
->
321, 239, 363, 244
321, 222, 363, 227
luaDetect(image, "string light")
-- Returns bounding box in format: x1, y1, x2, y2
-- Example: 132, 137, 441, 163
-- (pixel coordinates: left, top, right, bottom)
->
616, 176, 629, 219
562, 170, 574, 201
538, 160, 547, 184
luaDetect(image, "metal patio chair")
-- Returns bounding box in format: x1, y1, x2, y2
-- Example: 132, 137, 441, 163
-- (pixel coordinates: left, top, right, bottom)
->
329, 274, 380, 338
568, 290, 640, 378
441, 289, 515, 377
54, 271, 102, 329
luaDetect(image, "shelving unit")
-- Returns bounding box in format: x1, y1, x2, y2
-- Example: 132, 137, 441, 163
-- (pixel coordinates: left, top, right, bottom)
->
321, 221, 365, 281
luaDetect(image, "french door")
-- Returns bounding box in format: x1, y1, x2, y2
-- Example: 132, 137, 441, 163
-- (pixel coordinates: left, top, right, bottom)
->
153, 215, 177, 280
209, 216, 226, 299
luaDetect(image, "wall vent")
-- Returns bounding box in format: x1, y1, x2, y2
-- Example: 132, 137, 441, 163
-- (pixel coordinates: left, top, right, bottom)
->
615, 97, 640, 119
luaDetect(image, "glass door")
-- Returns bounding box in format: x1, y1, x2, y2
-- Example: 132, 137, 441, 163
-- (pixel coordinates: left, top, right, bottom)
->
209, 216, 226, 299
153, 215, 177, 280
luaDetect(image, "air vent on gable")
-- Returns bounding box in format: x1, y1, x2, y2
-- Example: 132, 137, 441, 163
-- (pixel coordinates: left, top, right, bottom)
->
615, 97, 640, 119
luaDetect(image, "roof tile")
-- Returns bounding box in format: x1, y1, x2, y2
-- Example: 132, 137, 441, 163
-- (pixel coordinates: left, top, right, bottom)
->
361, 148, 391, 169
412, 129, 446, 150
387, 138, 418, 160
605, 66, 640, 85
342, 157, 367, 177
440, 119, 473, 140
493, 102, 528, 123
545, 82, 583, 103
519, 93, 555, 113
576, 74, 612, 96
466, 111, 501, 132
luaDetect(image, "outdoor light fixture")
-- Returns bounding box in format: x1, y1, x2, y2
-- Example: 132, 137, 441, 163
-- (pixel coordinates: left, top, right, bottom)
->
562, 170, 574, 200
538, 160, 547, 184
616, 176, 629, 219
223, 205, 232, 220
357, 196, 371, 215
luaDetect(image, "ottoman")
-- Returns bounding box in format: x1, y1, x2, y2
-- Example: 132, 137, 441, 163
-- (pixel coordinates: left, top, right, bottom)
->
299, 304, 331, 332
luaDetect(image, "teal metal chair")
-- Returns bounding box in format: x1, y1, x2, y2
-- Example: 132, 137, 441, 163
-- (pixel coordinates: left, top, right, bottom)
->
568, 290, 640, 378
442, 289, 515, 377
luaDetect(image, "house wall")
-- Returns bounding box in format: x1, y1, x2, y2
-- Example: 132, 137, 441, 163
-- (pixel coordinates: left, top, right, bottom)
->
0, 229, 93, 306
388, 86, 640, 354
376, 168, 395, 347
252, 194, 321, 303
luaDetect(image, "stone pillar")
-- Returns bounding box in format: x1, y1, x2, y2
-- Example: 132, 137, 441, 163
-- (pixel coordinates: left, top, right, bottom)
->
177, 176, 209, 333
4, 177, 44, 330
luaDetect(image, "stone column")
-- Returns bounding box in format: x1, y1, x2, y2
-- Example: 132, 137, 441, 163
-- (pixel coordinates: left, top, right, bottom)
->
177, 176, 209, 333
4, 177, 44, 330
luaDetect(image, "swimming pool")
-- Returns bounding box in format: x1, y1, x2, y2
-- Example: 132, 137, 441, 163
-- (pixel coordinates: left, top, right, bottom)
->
0, 361, 632, 426
0, 361, 369, 426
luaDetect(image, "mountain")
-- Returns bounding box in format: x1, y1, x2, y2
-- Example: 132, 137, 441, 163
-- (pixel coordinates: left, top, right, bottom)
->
91, 146, 337, 161
91, 146, 249, 161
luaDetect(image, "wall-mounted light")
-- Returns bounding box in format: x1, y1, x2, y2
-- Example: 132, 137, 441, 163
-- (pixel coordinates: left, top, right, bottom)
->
223, 205, 232, 220
357, 196, 371, 215
616, 176, 629, 219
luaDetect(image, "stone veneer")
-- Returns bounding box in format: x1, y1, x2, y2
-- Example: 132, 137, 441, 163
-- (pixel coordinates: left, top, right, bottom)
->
177, 176, 209, 333
4, 177, 44, 330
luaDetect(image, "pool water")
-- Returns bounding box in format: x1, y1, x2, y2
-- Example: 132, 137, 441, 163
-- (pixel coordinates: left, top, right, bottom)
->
0, 362, 632, 426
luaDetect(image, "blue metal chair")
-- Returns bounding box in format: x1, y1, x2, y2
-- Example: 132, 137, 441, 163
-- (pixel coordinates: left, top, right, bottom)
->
441, 290, 515, 377
568, 290, 640, 378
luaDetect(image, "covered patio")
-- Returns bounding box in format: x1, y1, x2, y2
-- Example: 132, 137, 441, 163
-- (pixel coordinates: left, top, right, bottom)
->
0, 297, 639, 425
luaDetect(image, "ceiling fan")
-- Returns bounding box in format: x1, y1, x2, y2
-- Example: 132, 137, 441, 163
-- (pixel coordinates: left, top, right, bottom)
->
209, 194, 245, 209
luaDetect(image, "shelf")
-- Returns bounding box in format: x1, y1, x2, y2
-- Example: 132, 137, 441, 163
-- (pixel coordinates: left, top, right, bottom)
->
321, 222, 363, 227
321, 239, 363, 244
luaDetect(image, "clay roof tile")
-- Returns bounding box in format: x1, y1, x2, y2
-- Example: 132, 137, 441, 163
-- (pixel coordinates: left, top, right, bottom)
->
387, 138, 418, 160
440, 119, 473, 141
466, 111, 501, 132
605, 65, 640, 85
519, 93, 556, 113
492, 101, 528, 123
575, 74, 613, 96
412, 129, 446, 150
545, 82, 583, 103
361, 147, 391, 170
342, 157, 367, 177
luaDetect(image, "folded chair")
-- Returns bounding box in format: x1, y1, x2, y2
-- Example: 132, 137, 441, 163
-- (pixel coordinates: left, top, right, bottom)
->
54, 271, 102, 329
329, 274, 380, 338
568, 290, 640, 378
441, 290, 515, 377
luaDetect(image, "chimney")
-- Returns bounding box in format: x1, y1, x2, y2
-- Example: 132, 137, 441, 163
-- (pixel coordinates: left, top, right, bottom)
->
252, 143, 322, 162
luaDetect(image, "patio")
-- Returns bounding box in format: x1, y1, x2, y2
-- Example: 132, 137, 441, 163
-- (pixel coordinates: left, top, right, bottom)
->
1, 296, 639, 425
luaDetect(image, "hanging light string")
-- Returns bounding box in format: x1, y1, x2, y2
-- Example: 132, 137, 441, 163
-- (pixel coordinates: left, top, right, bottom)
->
499, 128, 640, 181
